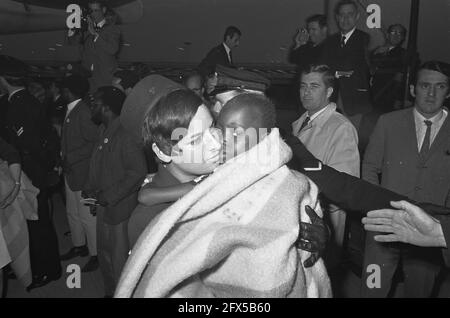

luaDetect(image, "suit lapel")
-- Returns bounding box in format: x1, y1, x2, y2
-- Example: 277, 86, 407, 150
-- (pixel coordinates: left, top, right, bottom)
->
66, 100, 83, 122
62, 100, 83, 152
404, 109, 420, 155
422, 113, 450, 163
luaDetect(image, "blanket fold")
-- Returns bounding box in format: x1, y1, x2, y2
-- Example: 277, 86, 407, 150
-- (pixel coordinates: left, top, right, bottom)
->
116, 129, 331, 298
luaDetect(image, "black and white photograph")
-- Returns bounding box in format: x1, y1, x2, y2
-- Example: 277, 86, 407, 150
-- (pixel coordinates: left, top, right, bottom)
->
0, 0, 450, 302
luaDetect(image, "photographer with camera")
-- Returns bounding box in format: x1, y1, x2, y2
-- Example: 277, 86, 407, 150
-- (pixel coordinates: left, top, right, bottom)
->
289, 14, 328, 72
68, 1, 120, 92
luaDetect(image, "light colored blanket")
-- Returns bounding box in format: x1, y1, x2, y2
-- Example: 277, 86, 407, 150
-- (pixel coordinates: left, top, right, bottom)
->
0, 161, 38, 287
115, 129, 331, 298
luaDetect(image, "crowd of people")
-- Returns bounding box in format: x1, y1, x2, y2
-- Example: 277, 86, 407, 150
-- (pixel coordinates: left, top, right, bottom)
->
1, 0, 450, 298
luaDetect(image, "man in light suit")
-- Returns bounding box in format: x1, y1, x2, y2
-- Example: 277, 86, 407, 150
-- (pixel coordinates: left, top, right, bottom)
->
60, 75, 99, 272
68, 0, 120, 92
361, 61, 450, 297
292, 64, 360, 269
198, 26, 241, 77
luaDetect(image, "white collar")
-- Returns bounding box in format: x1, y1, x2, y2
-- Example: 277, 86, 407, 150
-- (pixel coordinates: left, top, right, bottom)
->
67, 99, 82, 113
341, 27, 356, 42
413, 107, 447, 125
8, 88, 25, 101
223, 42, 231, 55
96, 19, 106, 28
307, 103, 334, 122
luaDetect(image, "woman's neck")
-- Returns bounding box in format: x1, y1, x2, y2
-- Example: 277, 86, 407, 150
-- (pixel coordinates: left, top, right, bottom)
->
164, 163, 196, 184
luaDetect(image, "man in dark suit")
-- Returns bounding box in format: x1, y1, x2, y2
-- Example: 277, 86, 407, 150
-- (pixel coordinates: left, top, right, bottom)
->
84, 86, 146, 297
198, 26, 241, 77
60, 75, 99, 272
0, 73, 61, 291
289, 14, 328, 72
68, 0, 120, 92
361, 61, 450, 297
320, 0, 372, 130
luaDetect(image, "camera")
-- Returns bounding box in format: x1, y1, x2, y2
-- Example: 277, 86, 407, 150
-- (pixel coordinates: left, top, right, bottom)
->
79, 7, 91, 32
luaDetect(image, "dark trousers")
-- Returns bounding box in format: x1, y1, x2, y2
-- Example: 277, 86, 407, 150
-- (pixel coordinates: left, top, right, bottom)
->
27, 189, 61, 278
361, 231, 441, 297
97, 207, 129, 296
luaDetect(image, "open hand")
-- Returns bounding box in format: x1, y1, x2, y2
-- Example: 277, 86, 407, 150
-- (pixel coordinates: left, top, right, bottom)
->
294, 28, 309, 48
362, 201, 446, 248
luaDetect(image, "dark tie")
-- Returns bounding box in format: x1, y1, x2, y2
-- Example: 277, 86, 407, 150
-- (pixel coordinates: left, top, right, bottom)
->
341, 35, 346, 48
299, 116, 310, 132
419, 120, 433, 159
229, 51, 233, 65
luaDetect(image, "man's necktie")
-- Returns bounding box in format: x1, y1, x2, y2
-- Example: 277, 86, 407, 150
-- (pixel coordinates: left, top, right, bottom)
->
228, 51, 233, 65
299, 116, 310, 132
419, 120, 432, 159
341, 35, 346, 48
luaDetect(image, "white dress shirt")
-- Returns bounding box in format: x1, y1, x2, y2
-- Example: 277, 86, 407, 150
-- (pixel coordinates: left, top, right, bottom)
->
341, 27, 356, 45
414, 108, 448, 150
65, 99, 82, 119
223, 43, 232, 64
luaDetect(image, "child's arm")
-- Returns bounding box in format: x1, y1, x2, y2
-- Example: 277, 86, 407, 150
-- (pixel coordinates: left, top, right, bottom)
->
138, 182, 194, 206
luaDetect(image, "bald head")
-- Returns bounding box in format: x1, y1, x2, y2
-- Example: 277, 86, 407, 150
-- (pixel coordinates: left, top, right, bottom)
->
183, 72, 205, 97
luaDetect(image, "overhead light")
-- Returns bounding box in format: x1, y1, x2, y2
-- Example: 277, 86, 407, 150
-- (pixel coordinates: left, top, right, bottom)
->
122, 43, 131, 47
55, 43, 63, 47
48, 48, 56, 51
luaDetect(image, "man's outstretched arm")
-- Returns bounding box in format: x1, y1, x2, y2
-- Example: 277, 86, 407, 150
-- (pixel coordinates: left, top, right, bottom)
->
284, 134, 406, 212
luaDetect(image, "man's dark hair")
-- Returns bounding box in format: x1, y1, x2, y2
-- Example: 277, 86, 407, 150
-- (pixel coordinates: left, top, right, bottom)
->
60, 75, 90, 98
96, 86, 126, 116
223, 93, 277, 129
88, 0, 106, 8
334, 0, 358, 15
388, 24, 407, 36
413, 61, 450, 87
306, 14, 328, 28
223, 26, 242, 41
142, 89, 203, 155
301, 64, 336, 90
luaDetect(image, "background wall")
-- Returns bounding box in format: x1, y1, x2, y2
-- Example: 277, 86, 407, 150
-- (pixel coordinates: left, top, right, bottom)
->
0, 0, 449, 64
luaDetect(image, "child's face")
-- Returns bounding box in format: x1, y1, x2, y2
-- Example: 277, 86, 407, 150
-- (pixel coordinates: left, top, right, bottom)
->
216, 106, 261, 162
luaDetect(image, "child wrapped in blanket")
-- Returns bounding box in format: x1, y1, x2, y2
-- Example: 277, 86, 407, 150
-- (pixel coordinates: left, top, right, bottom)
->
117, 84, 331, 297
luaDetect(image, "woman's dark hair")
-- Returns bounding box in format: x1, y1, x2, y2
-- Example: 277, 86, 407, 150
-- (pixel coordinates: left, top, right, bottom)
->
142, 89, 203, 155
